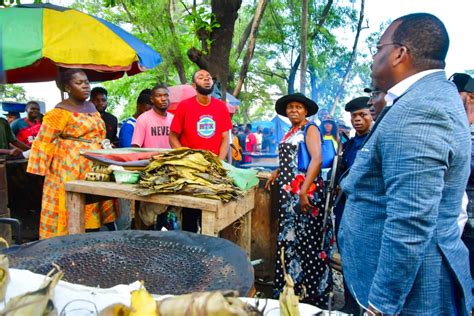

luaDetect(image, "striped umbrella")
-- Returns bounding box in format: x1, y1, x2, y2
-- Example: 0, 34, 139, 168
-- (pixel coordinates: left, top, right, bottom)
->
0, 3, 162, 83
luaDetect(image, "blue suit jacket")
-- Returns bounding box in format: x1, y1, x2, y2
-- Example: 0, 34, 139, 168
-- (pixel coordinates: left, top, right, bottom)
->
340, 71, 472, 315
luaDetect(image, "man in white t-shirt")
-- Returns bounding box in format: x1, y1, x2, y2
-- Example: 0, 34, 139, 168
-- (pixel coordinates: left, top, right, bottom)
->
132, 84, 173, 148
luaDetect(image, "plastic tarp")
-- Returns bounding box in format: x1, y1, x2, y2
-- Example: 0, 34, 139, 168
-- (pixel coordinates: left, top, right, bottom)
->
271, 115, 291, 144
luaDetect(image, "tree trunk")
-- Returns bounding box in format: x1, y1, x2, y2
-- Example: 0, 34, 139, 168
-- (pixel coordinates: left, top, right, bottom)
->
299, 0, 308, 94
329, 0, 365, 115
187, 0, 242, 101
233, 0, 268, 98
167, 0, 187, 83
287, 0, 333, 94
309, 64, 318, 102
287, 54, 300, 95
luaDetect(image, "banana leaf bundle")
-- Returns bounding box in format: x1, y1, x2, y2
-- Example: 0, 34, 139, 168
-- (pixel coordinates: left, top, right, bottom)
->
1, 266, 63, 316
136, 148, 242, 202
156, 291, 262, 316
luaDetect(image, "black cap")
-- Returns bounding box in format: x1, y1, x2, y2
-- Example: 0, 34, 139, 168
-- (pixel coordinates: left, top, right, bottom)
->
449, 73, 474, 93
345, 97, 370, 112
275, 93, 318, 117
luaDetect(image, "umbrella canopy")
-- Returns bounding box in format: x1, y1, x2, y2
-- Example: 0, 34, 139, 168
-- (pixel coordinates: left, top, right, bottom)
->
168, 84, 239, 114
0, 3, 162, 83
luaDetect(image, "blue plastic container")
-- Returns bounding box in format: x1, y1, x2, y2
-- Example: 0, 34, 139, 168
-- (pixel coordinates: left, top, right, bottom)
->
1, 102, 26, 113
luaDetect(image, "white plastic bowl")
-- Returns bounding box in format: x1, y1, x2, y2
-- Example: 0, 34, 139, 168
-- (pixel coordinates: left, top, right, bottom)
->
114, 170, 140, 184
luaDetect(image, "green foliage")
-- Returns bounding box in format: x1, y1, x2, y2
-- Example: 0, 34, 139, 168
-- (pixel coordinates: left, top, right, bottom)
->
65, 0, 385, 123
183, 6, 220, 51
1, 84, 28, 102
0, 0, 42, 7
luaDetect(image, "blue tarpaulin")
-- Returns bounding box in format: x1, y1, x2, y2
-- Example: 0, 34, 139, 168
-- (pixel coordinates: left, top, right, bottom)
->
271, 115, 291, 144
249, 116, 291, 144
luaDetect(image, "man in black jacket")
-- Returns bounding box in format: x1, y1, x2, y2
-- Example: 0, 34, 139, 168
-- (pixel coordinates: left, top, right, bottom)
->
90, 87, 118, 147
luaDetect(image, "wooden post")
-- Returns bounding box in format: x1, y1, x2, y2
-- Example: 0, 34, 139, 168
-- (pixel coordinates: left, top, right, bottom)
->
220, 211, 252, 257
67, 192, 85, 234
201, 210, 217, 236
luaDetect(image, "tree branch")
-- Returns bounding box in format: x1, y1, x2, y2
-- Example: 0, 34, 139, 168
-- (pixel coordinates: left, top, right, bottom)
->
235, 16, 254, 60
309, 0, 333, 40
167, 0, 187, 83
233, 0, 268, 97
329, 0, 365, 115
119, 0, 144, 34
300, 0, 308, 94
288, 0, 333, 94
187, 47, 210, 70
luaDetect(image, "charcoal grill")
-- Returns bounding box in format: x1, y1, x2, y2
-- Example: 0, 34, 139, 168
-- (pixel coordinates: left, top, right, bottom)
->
2, 230, 254, 296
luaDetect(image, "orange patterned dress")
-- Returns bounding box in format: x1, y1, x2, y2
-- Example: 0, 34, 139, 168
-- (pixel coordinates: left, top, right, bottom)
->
27, 107, 117, 239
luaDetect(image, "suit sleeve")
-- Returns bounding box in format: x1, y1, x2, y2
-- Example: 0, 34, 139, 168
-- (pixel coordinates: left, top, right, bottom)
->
368, 104, 453, 313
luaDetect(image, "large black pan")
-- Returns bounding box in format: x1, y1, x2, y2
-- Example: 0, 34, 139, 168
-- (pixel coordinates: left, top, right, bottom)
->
2, 230, 254, 296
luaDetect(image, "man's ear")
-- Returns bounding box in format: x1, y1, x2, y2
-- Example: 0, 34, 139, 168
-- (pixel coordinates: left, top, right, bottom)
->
392, 46, 409, 67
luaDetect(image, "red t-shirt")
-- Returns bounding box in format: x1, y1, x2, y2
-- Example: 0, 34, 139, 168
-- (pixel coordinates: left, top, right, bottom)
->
170, 97, 232, 155
245, 133, 257, 162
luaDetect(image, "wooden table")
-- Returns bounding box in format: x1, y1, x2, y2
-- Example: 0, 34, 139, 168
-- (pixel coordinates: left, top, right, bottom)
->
64, 180, 255, 254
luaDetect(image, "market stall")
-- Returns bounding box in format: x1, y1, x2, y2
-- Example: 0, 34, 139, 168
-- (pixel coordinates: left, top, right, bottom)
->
65, 181, 255, 254
64, 148, 257, 254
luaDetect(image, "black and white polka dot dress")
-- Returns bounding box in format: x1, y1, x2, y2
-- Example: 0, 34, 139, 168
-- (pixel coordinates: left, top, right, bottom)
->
273, 127, 334, 309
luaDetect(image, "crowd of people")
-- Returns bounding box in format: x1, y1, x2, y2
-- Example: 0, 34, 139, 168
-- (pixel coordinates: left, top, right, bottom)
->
1, 10, 473, 315
264, 12, 473, 316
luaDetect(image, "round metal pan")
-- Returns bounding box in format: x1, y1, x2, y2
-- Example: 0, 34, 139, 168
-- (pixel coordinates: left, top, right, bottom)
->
2, 230, 254, 296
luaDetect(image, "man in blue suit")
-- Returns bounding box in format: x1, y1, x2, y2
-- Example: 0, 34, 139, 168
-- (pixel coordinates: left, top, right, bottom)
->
339, 13, 471, 315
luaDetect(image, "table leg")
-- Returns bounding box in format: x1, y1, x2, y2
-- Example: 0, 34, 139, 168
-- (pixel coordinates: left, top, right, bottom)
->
220, 211, 252, 256
201, 210, 217, 236
67, 192, 85, 234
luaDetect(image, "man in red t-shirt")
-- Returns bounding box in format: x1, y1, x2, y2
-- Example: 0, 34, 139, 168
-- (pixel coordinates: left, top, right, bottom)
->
170, 69, 232, 160
11, 101, 42, 147
244, 123, 257, 163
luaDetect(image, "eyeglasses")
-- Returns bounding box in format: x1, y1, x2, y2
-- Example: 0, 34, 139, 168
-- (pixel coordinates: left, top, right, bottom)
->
369, 90, 383, 99
369, 42, 406, 56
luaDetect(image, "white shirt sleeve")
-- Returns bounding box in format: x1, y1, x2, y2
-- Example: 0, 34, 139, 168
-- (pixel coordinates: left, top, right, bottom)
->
458, 191, 469, 236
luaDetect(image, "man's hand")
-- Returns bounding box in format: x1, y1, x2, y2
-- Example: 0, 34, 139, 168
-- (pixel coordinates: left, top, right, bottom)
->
367, 304, 383, 316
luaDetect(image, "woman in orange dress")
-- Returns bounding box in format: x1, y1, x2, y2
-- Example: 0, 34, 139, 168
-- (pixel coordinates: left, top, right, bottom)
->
27, 69, 117, 239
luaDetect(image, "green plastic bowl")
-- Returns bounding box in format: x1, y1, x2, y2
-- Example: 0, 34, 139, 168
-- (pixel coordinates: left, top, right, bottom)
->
114, 170, 140, 184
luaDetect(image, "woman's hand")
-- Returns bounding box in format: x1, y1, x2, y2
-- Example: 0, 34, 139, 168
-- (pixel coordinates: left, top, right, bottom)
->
8, 148, 22, 157
299, 191, 311, 213
265, 169, 280, 190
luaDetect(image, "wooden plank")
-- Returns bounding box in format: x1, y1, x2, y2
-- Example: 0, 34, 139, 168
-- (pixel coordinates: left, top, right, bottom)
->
65, 181, 219, 212
216, 187, 255, 230
221, 211, 251, 256
66, 192, 85, 234
201, 211, 217, 236
250, 178, 278, 279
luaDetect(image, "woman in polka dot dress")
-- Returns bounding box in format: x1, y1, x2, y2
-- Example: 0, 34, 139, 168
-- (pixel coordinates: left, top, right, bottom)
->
266, 93, 334, 308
